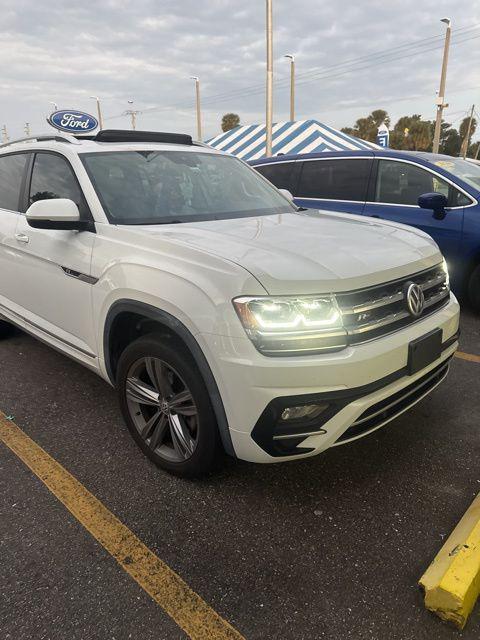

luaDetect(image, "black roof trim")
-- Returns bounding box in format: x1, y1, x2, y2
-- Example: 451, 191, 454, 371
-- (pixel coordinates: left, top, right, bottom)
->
88, 129, 193, 145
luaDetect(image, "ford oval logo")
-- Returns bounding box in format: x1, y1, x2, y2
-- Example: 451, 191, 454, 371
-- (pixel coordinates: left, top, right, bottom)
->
47, 110, 98, 134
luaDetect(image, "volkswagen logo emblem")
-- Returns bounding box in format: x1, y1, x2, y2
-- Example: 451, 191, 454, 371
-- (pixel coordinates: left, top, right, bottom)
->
405, 282, 425, 317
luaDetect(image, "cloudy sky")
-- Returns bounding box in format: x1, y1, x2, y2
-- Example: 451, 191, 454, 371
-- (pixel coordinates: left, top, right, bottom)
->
1, 0, 480, 141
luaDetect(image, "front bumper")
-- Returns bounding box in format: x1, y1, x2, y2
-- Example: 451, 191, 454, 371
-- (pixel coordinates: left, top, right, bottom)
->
198, 295, 460, 463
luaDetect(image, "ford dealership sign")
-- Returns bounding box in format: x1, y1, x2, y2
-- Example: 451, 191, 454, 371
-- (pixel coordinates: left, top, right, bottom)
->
47, 110, 98, 134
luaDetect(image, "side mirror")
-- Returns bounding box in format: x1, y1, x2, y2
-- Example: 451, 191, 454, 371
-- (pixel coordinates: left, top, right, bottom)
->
418, 192, 448, 221
26, 198, 88, 230
278, 188, 294, 202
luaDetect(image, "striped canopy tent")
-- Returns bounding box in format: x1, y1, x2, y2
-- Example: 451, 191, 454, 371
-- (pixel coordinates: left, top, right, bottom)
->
206, 119, 378, 161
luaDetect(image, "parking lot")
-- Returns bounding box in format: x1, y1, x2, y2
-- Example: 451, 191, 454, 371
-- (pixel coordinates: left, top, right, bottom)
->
0, 308, 479, 640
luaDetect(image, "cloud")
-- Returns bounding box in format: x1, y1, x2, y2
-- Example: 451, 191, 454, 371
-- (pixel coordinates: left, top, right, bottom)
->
0, 0, 479, 140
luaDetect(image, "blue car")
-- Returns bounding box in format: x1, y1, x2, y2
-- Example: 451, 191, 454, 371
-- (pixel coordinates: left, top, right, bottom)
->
251, 150, 480, 310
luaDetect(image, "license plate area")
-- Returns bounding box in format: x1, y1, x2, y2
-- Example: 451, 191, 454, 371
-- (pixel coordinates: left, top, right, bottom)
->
408, 329, 442, 375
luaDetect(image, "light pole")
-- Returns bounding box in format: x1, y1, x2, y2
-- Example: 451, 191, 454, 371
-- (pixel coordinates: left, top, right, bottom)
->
190, 76, 202, 141
432, 17, 452, 153
90, 96, 104, 130
284, 54, 295, 121
265, 0, 273, 156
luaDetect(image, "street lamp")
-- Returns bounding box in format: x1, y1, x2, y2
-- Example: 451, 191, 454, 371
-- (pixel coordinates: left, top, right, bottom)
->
90, 96, 104, 130
432, 17, 452, 153
284, 54, 295, 121
265, 0, 273, 156
190, 76, 202, 141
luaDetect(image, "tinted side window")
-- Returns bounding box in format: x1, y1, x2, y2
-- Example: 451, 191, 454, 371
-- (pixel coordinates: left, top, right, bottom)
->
0, 153, 28, 211
255, 162, 296, 191
29, 153, 87, 218
297, 159, 371, 201
374, 160, 466, 207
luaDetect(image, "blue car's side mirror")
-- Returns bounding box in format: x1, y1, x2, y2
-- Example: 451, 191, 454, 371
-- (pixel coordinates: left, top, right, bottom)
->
418, 192, 448, 220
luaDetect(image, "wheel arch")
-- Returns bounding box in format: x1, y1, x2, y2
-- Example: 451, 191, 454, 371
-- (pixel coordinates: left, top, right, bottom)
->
104, 299, 235, 457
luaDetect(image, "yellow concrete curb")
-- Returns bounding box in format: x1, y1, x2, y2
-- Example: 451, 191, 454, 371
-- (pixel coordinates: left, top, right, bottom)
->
419, 493, 480, 629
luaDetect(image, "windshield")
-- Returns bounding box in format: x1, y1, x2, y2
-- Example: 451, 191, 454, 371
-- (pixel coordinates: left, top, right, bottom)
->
81, 150, 295, 224
432, 157, 480, 191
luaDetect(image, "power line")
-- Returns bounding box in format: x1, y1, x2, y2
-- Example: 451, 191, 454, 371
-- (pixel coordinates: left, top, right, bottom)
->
105, 25, 480, 121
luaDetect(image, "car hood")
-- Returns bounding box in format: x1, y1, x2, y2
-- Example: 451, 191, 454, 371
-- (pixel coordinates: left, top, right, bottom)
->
128, 210, 442, 295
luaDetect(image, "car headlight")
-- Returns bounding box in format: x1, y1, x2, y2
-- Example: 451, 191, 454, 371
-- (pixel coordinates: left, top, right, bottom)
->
233, 295, 347, 356
442, 258, 450, 287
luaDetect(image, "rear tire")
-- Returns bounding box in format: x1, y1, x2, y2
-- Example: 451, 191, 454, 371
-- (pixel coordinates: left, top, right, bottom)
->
468, 265, 480, 313
116, 334, 221, 477
0, 319, 15, 339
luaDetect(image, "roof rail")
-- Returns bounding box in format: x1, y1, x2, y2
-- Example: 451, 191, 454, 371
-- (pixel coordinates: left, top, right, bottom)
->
0, 134, 76, 149
91, 129, 194, 145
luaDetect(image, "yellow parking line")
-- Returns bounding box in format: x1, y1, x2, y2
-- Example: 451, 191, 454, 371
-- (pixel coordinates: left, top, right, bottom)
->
419, 492, 480, 628
0, 413, 245, 640
455, 351, 480, 364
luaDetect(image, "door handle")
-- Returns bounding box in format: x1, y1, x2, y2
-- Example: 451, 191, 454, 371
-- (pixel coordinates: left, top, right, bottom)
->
15, 233, 30, 244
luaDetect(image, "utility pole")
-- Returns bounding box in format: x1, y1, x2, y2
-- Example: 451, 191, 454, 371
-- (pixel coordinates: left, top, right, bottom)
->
460, 104, 475, 159
432, 17, 452, 153
265, 0, 273, 156
125, 100, 140, 130
284, 54, 295, 121
90, 96, 104, 130
1, 125, 8, 143
24, 123, 30, 137
190, 76, 202, 141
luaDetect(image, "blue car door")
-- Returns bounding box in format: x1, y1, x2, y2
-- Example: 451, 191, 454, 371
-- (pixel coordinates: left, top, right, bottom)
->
293, 157, 373, 215
363, 158, 465, 263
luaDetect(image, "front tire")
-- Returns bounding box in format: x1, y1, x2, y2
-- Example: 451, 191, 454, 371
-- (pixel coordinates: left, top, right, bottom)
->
116, 334, 220, 477
468, 264, 480, 313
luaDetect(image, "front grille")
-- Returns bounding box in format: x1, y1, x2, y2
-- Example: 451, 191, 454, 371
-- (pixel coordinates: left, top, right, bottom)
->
335, 359, 450, 443
336, 263, 449, 345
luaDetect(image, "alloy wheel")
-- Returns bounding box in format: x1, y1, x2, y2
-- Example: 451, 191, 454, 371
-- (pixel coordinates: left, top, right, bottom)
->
125, 357, 199, 462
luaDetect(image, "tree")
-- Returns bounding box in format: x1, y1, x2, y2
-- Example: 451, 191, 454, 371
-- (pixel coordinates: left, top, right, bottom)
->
390, 114, 432, 151
221, 113, 240, 132
341, 109, 390, 143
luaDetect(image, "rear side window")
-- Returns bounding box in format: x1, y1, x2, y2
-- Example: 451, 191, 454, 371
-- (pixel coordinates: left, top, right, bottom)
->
255, 162, 297, 192
0, 153, 28, 211
29, 153, 88, 218
375, 160, 470, 208
297, 159, 372, 201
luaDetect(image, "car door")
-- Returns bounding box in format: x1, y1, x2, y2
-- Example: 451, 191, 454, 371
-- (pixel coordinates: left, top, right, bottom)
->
0, 151, 31, 323
12, 151, 97, 358
364, 158, 466, 263
293, 157, 373, 215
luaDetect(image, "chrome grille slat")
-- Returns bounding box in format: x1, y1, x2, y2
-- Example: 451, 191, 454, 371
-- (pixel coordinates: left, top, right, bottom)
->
336, 264, 449, 345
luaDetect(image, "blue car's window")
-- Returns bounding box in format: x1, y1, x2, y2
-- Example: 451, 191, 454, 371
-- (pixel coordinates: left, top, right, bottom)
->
297, 159, 371, 202
255, 161, 297, 192
433, 158, 480, 191
375, 160, 469, 207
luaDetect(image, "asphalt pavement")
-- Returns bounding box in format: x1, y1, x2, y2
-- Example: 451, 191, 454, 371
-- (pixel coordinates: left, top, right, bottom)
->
0, 309, 479, 639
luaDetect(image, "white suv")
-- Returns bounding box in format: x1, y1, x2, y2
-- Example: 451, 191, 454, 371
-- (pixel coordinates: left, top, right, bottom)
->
0, 130, 459, 476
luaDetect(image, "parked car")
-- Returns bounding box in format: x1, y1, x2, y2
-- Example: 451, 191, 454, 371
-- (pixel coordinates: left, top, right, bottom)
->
0, 131, 459, 476
251, 150, 480, 310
